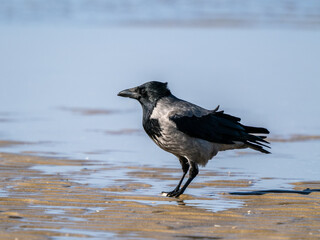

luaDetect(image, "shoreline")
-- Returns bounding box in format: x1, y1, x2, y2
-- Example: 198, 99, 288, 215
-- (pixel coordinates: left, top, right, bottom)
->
0, 147, 319, 239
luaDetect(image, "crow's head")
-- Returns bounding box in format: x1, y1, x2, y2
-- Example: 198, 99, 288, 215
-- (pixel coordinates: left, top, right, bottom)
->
118, 81, 171, 105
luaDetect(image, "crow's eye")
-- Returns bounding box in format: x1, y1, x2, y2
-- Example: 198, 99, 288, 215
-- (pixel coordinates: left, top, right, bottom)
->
140, 88, 147, 97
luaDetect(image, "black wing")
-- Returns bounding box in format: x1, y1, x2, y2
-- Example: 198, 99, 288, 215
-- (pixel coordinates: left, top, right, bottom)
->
170, 110, 270, 154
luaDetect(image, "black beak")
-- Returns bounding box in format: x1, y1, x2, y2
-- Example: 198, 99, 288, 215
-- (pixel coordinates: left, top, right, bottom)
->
117, 87, 139, 99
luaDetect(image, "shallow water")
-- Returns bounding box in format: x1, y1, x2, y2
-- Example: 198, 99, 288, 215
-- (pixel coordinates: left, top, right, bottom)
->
1, 2, 320, 222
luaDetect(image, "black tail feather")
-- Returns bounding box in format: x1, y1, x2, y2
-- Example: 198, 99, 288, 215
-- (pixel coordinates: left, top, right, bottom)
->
246, 133, 270, 146
239, 123, 271, 153
241, 125, 270, 134
246, 142, 271, 154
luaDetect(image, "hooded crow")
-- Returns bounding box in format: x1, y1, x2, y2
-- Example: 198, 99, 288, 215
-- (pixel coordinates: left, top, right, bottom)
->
118, 81, 270, 197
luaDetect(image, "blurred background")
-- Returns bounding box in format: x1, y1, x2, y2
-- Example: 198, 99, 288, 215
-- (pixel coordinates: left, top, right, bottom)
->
1, 0, 320, 27
1, 0, 320, 206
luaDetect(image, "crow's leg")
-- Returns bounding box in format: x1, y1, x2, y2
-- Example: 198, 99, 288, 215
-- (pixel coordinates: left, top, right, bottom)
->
168, 161, 198, 198
163, 157, 189, 197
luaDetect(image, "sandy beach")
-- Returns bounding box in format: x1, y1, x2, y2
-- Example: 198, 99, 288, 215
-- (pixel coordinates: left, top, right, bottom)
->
0, 141, 319, 240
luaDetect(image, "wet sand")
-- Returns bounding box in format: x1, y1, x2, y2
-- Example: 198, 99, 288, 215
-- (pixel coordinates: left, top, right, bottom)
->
1, 142, 320, 239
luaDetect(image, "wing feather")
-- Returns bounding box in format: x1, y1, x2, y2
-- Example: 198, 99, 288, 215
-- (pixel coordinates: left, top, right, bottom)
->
170, 110, 270, 154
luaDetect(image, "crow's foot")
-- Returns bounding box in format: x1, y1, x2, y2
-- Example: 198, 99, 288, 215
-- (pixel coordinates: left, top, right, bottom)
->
162, 189, 183, 198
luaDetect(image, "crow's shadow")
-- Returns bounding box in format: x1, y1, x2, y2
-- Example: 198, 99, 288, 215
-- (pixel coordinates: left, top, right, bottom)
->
229, 188, 320, 195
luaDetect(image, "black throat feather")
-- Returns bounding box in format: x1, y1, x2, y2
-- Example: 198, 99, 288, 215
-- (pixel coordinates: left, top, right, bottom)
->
141, 99, 162, 139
